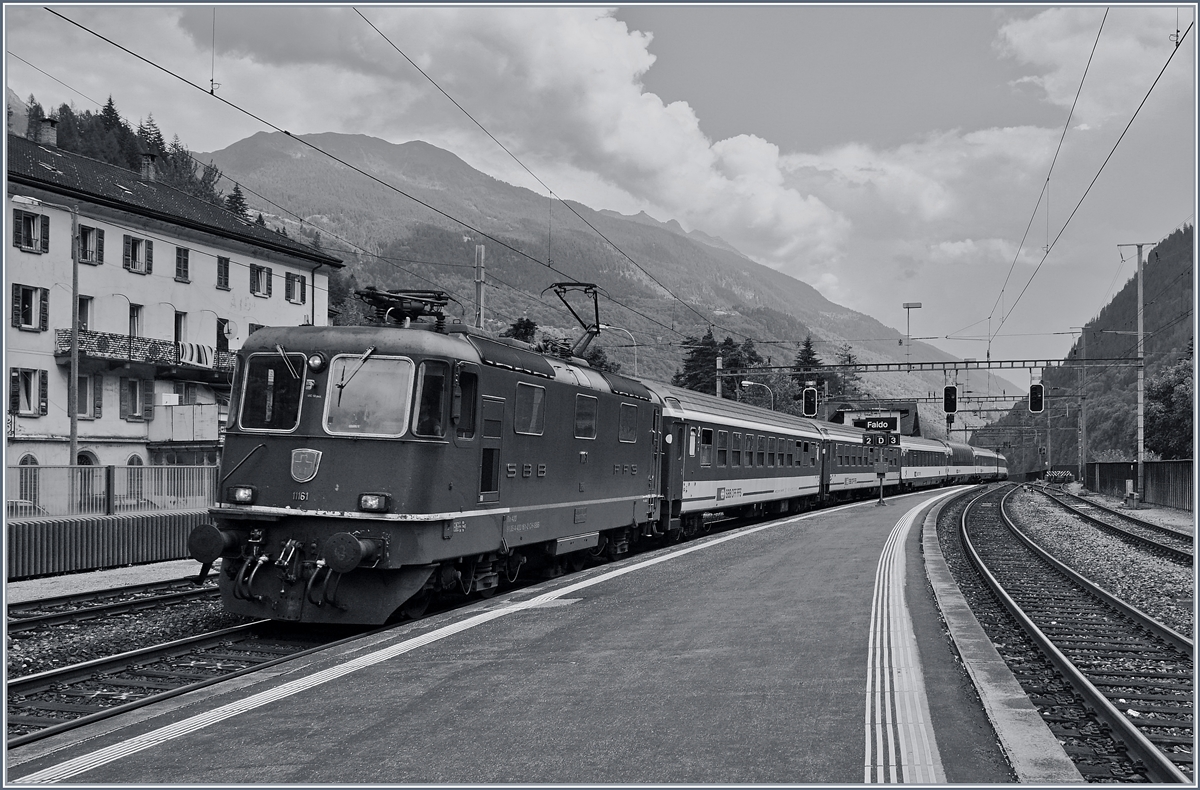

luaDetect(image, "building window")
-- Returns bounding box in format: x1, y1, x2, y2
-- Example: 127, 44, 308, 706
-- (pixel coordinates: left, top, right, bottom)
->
285, 273, 307, 304
216, 256, 231, 290
250, 264, 273, 297
119, 377, 154, 421
17, 454, 39, 505
248, 322, 264, 335
9, 368, 47, 416
129, 304, 143, 337
12, 209, 49, 253
76, 374, 102, 418
173, 381, 198, 405
79, 225, 104, 264
174, 311, 187, 344
77, 295, 92, 332
11, 284, 48, 331
122, 234, 153, 274
175, 247, 190, 282
217, 317, 231, 352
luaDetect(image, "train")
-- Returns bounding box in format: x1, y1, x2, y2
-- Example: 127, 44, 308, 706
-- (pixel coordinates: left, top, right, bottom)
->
188, 289, 1008, 625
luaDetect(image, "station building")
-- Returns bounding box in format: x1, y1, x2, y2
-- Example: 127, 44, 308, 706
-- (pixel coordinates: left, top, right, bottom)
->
6, 120, 342, 476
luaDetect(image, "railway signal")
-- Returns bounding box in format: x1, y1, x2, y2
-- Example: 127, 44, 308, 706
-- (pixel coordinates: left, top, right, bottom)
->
801, 387, 818, 417
942, 385, 958, 413
1029, 383, 1045, 413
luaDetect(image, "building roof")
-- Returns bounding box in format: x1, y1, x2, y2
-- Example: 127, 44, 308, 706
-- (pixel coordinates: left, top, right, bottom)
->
6, 133, 342, 268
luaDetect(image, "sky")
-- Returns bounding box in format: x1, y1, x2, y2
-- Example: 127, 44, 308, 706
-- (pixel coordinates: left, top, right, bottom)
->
4, 3, 1197, 365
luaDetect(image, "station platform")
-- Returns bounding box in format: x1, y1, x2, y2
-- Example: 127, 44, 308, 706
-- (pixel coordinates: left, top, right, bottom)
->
6, 559, 203, 605
6, 487, 1084, 784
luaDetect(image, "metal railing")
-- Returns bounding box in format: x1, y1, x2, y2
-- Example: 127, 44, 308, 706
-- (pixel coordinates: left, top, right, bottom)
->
54, 329, 234, 372
6, 464, 218, 519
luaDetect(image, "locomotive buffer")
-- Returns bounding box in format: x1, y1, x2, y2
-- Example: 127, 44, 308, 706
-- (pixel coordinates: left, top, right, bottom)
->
859, 416, 899, 507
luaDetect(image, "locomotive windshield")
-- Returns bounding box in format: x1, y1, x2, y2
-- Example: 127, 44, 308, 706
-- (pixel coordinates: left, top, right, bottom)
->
324, 355, 414, 436
240, 352, 307, 431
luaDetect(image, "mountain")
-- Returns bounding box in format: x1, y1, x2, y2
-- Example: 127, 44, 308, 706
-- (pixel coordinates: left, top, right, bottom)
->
199, 130, 1018, 436
987, 225, 1193, 474
6, 88, 29, 136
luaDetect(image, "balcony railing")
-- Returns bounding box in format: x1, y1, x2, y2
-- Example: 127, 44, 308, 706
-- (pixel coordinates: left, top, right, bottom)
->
55, 329, 234, 372
6, 464, 218, 520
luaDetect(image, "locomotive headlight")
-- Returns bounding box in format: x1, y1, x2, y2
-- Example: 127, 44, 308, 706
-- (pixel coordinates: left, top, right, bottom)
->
358, 493, 391, 512
306, 353, 326, 372
227, 485, 257, 505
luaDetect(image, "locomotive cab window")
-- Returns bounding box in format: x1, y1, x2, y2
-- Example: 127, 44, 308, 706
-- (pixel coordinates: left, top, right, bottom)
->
413, 360, 450, 437
240, 352, 307, 431
324, 355, 414, 436
514, 382, 545, 436
618, 403, 638, 443
574, 394, 598, 439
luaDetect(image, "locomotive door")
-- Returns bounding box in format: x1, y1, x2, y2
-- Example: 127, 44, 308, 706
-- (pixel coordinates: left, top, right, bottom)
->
478, 396, 504, 504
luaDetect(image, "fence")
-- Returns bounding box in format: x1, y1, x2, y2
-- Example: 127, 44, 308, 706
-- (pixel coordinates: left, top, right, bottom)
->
1086, 460, 1193, 512
6, 464, 218, 519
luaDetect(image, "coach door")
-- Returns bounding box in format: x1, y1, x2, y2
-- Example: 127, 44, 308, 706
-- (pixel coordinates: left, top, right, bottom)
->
478, 396, 504, 504
659, 419, 686, 514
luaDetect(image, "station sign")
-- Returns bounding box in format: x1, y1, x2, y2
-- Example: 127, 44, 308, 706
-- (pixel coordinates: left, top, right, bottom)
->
862, 432, 900, 446
856, 416, 898, 432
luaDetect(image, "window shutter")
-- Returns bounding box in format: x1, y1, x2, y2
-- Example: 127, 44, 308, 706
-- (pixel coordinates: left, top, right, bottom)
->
93, 375, 103, 418
250, 264, 257, 291
38, 370, 48, 415
300, 276, 307, 304
38, 288, 49, 331
119, 377, 130, 419
39, 215, 49, 253
9, 369, 19, 414
142, 379, 155, 421
285, 273, 294, 301
96, 229, 105, 263
176, 247, 183, 278
12, 209, 24, 248
145, 240, 153, 274
123, 235, 132, 270
11, 284, 20, 328
265, 267, 273, 297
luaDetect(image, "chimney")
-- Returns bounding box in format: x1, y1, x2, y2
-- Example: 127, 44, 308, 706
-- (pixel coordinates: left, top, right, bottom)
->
140, 152, 157, 182
38, 117, 58, 147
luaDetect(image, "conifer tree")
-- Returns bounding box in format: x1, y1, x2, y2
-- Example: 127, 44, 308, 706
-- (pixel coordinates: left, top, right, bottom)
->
225, 184, 249, 219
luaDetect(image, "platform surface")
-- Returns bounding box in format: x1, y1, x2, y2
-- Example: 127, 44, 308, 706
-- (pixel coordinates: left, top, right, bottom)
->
7, 487, 1080, 784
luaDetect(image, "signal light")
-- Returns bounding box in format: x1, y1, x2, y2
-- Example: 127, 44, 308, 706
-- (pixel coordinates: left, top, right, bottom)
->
801, 387, 818, 417
943, 385, 958, 413
1029, 383, 1045, 413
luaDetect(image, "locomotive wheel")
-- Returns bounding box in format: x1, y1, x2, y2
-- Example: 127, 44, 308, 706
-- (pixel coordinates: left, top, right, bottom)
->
398, 591, 432, 620
476, 586, 497, 599
566, 553, 588, 572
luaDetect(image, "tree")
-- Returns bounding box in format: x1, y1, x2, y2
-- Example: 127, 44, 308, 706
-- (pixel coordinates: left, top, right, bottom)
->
23, 95, 44, 140
672, 330, 762, 398
583, 344, 621, 374
791, 335, 838, 396
501, 317, 538, 344
225, 184, 249, 219
255, 213, 267, 226
1145, 345, 1193, 460
834, 343, 862, 396
137, 114, 166, 154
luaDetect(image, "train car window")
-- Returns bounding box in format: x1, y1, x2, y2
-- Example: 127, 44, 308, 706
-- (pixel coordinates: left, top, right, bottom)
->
743, 434, 753, 466
716, 430, 728, 466
767, 437, 776, 467
731, 432, 741, 467
787, 442, 794, 467
574, 394, 598, 439
240, 352, 307, 431
514, 382, 546, 435
324, 355, 413, 436
454, 369, 478, 439
688, 427, 697, 457
413, 361, 449, 437
757, 436, 766, 467
699, 428, 713, 466
618, 403, 638, 443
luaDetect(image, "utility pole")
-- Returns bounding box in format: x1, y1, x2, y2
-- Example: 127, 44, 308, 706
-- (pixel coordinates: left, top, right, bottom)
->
715, 354, 723, 398
1080, 328, 1087, 486
473, 245, 485, 328
1117, 242, 1150, 506
69, 205, 80, 466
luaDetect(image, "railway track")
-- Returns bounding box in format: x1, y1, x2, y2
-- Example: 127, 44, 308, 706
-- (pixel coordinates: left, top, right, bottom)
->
6, 621, 373, 749
961, 485, 1192, 783
7, 576, 221, 633
1035, 486, 1193, 565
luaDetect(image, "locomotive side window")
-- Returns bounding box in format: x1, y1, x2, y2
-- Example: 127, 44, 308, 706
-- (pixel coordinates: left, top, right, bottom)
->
324, 355, 413, 436
514, 382, 546, 435
413, 361, 449, 437
716, 430, 728, 466
731, 432, 741, 467
454, 368, 478, 439
618, 403, 638, 443
574, 394, 598, 439
240, 352, 306, 431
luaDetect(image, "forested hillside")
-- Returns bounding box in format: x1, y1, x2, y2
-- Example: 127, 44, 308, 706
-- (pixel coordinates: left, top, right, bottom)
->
985, 225, 1193, 474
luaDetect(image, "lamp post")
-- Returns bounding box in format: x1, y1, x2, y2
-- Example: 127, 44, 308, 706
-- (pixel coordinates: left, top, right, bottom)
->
903, 302, 922, 370
741, 380, 774, 411
599, 324, 638, 377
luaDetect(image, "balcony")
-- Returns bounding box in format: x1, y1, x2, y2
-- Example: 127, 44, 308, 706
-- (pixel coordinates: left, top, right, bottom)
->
55, 329, 234, 381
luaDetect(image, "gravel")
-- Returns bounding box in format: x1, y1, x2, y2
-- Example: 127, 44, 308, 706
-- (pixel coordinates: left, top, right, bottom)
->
1006, 487, 1194, 636
6, 599, 253, 679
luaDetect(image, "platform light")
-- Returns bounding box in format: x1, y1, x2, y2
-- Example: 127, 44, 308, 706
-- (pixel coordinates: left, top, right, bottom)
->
1029, 383, 1045, 413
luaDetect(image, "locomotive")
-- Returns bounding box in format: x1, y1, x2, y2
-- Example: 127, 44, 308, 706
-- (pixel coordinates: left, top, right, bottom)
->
188, 289, 1007, 625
